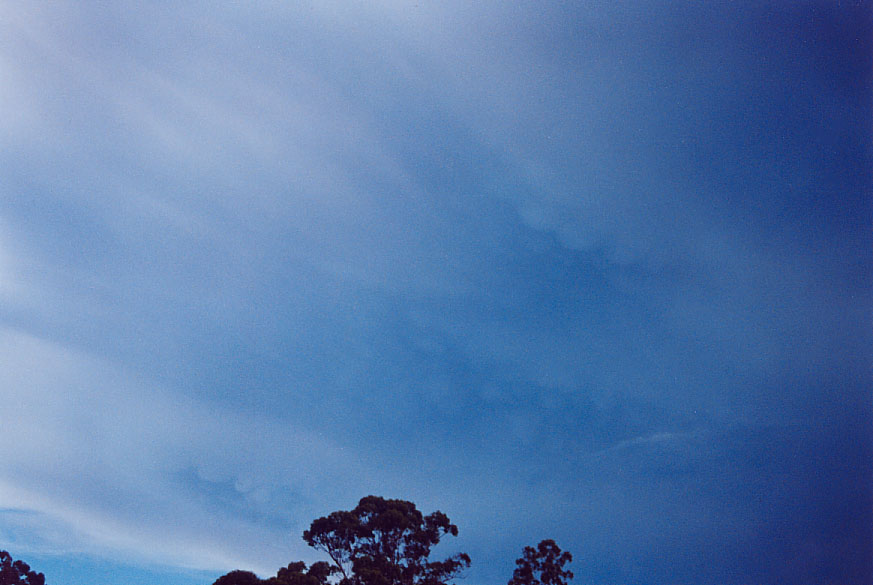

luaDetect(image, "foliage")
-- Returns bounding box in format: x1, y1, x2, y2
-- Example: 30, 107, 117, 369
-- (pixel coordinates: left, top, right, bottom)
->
0, 551, 45, 585
213, 497, 572, 585
212, 561, 335, 585
212, 570, 262, 585
303, 496, 470, 585
265, 561, 336, 585
507, 540, 573, 585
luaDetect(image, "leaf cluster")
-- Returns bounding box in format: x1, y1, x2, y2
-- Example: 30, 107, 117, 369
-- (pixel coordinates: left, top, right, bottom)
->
212, 497, 572, 585
212, 562, 337, 585
507, 540, 573, 585
303, 496, 470, 585
267, 561, 337, 585
0, 551, 45, 585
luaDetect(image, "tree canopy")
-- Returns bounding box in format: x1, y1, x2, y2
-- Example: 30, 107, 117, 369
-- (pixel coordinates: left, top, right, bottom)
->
303, 496, 470, 585
1, 499, 572, 585
213, 570, 263, 585
212, 496, 571, 585
507, 540, 573, 585
0, 551, 45, 585
266, 562, 335, 585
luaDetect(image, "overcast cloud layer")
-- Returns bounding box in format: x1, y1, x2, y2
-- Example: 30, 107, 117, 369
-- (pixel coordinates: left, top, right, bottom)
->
1, 2, 871, 585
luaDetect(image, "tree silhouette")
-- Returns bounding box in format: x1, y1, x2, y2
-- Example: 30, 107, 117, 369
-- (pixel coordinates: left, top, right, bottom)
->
212, 569, 262, 585
211, 497, 572, 585
507, 540, 572, 585
265, 561, 337, 585
0, 551, 45, 585
303, 496, 470, 585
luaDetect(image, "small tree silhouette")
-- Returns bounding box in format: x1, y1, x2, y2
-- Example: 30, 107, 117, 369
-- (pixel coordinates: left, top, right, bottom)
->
0, 551, 45, 585
507, 540, 572, 585
303, 495, 470, 585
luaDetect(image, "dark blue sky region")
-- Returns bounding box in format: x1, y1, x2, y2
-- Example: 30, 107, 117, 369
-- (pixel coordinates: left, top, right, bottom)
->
0, 2, 870, 585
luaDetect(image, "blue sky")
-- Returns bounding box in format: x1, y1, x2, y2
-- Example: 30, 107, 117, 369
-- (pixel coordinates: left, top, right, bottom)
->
0, 2, 870, 585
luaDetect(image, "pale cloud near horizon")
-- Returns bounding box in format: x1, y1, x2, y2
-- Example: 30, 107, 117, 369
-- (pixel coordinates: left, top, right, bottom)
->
0, 326, 368, 573
0, 322, 655, 574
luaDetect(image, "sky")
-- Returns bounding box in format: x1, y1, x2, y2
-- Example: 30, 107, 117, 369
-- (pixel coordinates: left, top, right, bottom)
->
0, 1, 870, 584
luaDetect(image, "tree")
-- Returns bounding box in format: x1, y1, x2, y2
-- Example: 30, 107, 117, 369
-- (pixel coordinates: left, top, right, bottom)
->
303, 496, 470, 585
0, 551, 45, 585
266, 561, 337, 585
507, 540, 572, 585
212, 569, 262, 585
213, 559, 338, 585
212, 497, 572, 585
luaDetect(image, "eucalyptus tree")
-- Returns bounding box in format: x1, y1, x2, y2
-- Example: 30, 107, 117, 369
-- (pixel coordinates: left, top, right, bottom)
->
303, 496, 470, 585
212, 497, 573, 585
507, 540, 573, 585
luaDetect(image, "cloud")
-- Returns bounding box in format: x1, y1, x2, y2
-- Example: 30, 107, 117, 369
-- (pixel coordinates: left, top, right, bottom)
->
0, 326, 370, 573
0, 223, 31, 305
0, 2, 869, 584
